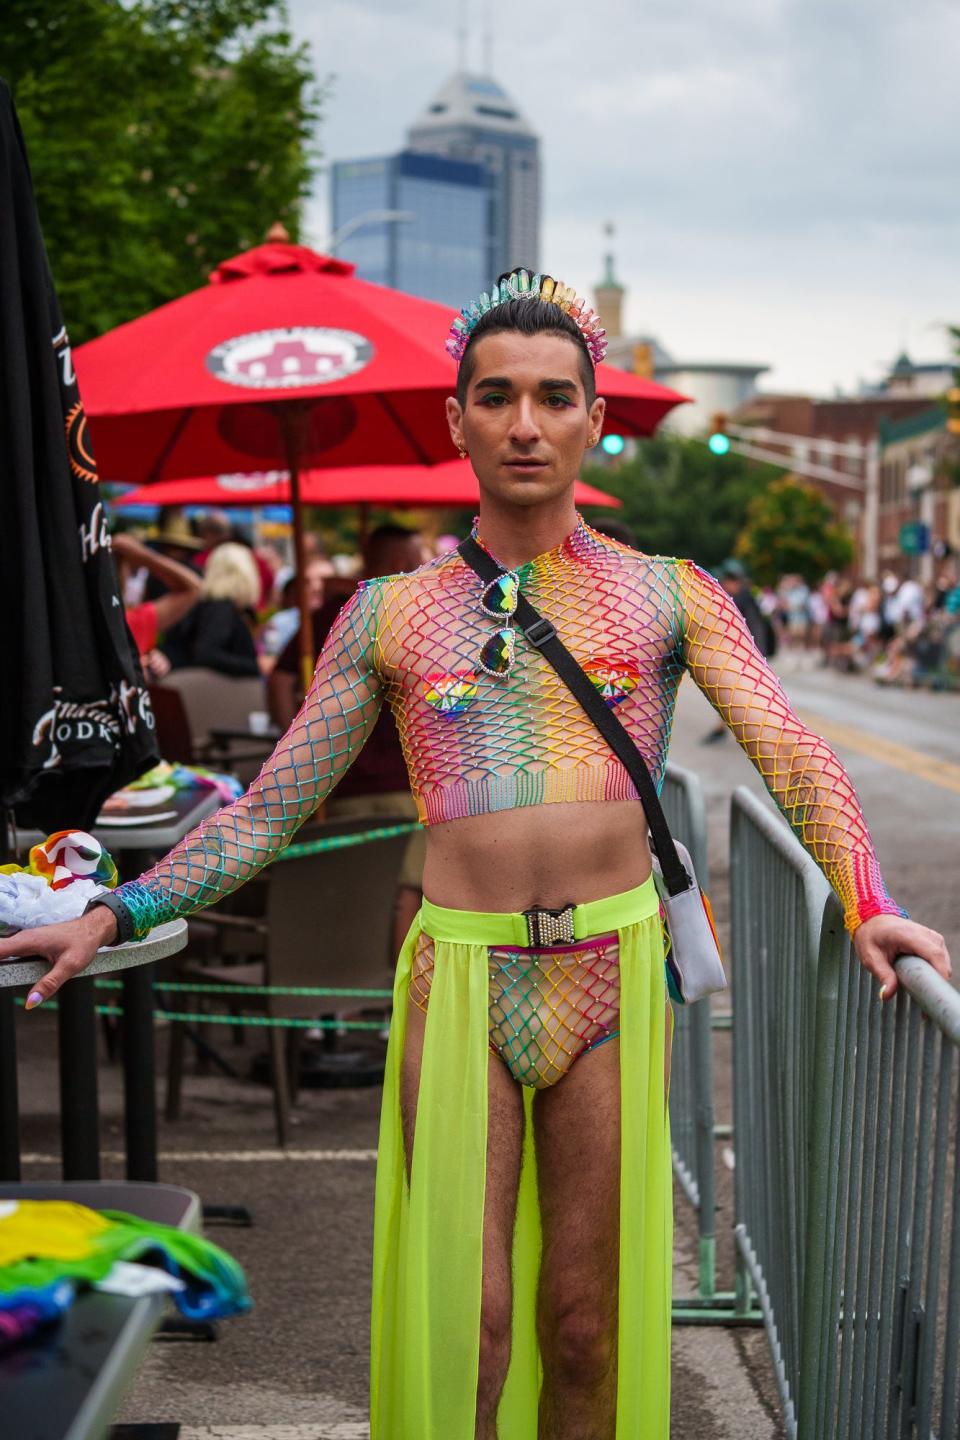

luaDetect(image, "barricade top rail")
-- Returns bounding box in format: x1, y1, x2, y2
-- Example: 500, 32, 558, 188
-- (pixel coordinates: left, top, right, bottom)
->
895, 953, 960, 1043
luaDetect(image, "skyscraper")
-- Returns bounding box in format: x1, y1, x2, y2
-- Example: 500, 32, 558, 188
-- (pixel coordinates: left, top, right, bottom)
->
330, 150, 489, 308
406, 71, 540, 277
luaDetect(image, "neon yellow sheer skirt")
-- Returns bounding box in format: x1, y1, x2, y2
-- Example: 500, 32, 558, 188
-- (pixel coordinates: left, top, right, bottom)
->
370, 875, 672, 1439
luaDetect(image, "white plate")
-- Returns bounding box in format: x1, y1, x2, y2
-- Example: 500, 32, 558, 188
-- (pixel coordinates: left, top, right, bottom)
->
97, 809, 178, 826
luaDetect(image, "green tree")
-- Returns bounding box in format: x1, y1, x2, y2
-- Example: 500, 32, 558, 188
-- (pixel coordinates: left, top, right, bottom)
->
735, 477, 853, 587
582, 435, 783, 570
3, 0, 321, 341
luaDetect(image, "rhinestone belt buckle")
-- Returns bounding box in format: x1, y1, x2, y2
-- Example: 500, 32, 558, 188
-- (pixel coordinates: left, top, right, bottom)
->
523, 903, 577, 948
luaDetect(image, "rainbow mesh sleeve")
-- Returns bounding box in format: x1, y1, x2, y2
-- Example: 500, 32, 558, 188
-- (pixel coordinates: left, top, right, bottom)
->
678, 561, 906, 933
114, 584, 384, 940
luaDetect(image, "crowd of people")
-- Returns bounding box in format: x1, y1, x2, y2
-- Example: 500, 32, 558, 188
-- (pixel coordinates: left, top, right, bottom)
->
116, 507, 438, 686
117, 509, 960, 698
754, 564, 960, 689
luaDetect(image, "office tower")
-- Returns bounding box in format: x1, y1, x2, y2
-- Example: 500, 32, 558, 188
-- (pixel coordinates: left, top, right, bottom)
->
330, 150, 489, 307
406, 71, 540, 276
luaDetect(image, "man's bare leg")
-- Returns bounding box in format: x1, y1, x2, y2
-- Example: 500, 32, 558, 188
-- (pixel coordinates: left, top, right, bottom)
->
534, 998, 671, 1437
401, 998, 524, 1439
393, 884, 422, 959
535, 1039, 621, 1440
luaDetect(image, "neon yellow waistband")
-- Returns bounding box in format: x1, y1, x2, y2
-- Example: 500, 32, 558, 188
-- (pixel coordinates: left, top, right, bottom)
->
418, 874, 659, 947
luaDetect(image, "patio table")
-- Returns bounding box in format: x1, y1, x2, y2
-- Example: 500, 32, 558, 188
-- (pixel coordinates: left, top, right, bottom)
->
0, 922, 187, 1185
0, 1179, 200, 1440
8, 785, 221, 1184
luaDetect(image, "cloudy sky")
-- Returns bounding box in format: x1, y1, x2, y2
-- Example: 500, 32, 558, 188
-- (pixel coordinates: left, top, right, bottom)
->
288, 0, 959, 396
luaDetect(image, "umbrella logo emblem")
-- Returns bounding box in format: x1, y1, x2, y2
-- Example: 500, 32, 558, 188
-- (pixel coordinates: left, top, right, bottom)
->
206, 326, 374, 390
65, 401, 98, 483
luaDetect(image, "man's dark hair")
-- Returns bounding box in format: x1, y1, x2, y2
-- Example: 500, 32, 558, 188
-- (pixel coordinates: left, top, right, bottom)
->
456, 271, 597, 407
366, 522, 417, 547
363, 522, 420, 574
592, 518, 637, 548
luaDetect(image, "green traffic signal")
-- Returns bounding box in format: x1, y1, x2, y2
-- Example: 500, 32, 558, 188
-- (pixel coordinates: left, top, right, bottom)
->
601, 434, 625, 456
708, 433, 731, 456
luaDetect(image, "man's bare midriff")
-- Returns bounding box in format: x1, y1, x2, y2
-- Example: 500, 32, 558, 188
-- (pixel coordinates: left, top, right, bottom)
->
421, 799, 654, 914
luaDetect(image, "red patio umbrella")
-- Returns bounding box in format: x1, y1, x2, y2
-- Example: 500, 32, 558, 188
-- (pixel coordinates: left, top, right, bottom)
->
77, 240, 683, 681
112, 461, 622, 511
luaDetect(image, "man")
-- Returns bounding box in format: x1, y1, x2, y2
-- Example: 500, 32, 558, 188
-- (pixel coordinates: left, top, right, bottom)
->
1, 270, 950, 1440
266, 526, 423, 732
260, 552, 334, 664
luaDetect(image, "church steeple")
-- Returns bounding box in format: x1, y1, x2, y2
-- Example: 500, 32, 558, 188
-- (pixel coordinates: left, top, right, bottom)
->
594, 224, 624, 339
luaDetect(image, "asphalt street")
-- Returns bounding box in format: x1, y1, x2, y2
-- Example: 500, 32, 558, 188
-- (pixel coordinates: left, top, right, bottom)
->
12, 658, 956, 1438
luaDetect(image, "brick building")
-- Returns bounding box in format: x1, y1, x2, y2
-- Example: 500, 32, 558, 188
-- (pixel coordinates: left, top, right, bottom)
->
732, 392, 947, 576
877, 407, 959, 582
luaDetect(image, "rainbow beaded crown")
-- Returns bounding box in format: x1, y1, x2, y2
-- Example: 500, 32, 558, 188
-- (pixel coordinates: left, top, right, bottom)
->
445, 269, 607, 367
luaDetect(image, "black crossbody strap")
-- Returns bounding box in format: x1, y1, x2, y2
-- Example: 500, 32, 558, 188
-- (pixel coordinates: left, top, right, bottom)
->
459, 537, 692, 897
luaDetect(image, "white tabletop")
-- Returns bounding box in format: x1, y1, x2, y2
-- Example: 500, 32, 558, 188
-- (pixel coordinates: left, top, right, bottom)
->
0, 919, 188, 990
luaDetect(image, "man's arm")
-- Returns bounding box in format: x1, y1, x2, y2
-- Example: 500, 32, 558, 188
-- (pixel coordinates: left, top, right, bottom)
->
113, 533, 202, 631
0, 583, 385, 999
677, 560, 950, 996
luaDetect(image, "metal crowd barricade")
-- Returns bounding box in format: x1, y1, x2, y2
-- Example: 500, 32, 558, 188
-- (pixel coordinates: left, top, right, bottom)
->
730, 784, 960, 1438
661, 763, 721, 1308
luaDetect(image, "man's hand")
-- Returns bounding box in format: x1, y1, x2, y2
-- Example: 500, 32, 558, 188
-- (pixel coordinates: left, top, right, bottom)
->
0, 907, 119, 1008
854, 914, 951, 1001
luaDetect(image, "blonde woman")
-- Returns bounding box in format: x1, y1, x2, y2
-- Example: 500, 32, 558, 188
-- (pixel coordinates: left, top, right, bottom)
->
162, 540, 260, 677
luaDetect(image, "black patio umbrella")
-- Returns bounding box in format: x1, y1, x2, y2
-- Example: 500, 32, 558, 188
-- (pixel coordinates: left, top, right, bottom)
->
0, 81, 158, 839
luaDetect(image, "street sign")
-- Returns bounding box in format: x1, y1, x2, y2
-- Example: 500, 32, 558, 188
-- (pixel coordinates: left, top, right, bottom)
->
899, 522, 930, 556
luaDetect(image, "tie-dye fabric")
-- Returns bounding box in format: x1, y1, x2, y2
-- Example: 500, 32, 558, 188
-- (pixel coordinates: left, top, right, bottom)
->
115, 518, 903, 938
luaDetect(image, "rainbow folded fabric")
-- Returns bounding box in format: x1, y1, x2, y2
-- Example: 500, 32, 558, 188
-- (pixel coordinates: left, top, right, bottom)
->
0, 831, 120, 936
130, 760, 243, 804
0, 1200, 250, 1349
0, 830, 118, 892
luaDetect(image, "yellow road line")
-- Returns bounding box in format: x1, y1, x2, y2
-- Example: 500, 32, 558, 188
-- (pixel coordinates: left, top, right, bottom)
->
798, 710, 960, 796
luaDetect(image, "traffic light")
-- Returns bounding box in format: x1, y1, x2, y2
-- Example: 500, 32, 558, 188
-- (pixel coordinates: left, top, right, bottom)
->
947, 387, 960, 436
707, 412, 731, 455
601, 433, 625, 456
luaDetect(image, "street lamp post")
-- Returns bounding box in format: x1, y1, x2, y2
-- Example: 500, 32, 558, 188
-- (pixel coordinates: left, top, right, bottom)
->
326, 209, 415, 256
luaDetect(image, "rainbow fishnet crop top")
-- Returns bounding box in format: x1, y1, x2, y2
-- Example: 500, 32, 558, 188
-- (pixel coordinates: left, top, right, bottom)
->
115, 519, 904, 938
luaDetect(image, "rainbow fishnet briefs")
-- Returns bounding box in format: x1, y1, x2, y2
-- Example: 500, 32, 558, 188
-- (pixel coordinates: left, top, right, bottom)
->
410, 928, 620, 1088
115, 518, 903, 938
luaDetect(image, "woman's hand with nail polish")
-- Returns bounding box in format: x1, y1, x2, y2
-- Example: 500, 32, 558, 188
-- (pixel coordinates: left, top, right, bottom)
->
0, 907, 119, 1007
